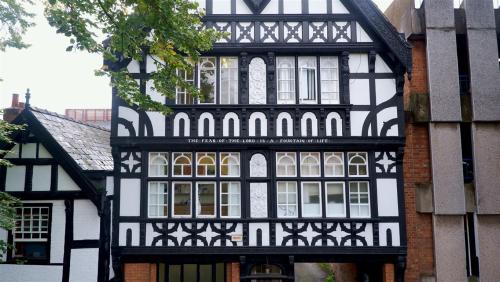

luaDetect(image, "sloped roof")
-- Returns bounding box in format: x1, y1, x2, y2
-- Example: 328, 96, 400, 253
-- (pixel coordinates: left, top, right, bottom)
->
30, 107, 113, 171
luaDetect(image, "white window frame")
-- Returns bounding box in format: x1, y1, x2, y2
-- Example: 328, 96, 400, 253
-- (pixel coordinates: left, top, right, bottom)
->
220, 152, 240, 177
196, 152, 217, 177
347, 152, 369, 177
220, 182, 241, 218
13, 206, 50, 243
172, 182, 192, 218
320, 56, 340, 104
298, 57, 318, 104
198, 57, 217, 104
325, 182, 346, 218
349, 181, 371, 218
276, 181, 298, 218
220, 57, 239, 104
172, 153, 192, 177
276, 152, 297, 177
175, 66, 195, 104
276, 57, 296, 104
300, 152, 321, 177
148, 182, 169, 218
196, 182, 216, 218
324, 152, 344, 177
301, 182, 322, 218
149, 152, 169, 177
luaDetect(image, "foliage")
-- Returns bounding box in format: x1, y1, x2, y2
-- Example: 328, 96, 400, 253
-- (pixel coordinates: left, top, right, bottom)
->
45, 0, 223, 113
0, 0, 34, 51
319, 263, 336, 282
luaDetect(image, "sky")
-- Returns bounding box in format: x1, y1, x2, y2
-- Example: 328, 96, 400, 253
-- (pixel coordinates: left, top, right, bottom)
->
0, 0, 394, 114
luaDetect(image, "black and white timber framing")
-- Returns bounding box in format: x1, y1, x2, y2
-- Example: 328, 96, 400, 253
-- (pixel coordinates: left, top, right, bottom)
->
0, 107, 113, 282
109, 0, 412, 281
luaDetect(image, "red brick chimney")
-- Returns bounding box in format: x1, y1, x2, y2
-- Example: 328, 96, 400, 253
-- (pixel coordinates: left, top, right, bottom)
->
3, 94, 25, 122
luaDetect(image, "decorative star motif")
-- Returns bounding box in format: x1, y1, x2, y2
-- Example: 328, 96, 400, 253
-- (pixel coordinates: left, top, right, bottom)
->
123, 153, 140, 172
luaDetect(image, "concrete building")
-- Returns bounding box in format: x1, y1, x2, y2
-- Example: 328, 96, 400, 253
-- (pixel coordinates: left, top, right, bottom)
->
386, 0, 500, 281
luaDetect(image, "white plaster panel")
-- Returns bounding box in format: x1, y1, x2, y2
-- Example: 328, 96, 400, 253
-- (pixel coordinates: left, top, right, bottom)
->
57, 166, 80, 191
213, 0, 231, 14
249, 58, 267, 104
300, 112, 318, 136
358, 223, 373, 246
118, 106, 139, 137
379, 223, 400, 247
275, 223, 291, 246
69, 248, 99, 282
350, 111, 369, 136
146, 55, 162, 73
173, 112, 190, 137
309, 0, 327, 14
38, 144, 52, 158
119, 223, 140, 246
21, 143, 37, 158
261, 0, 279, 14
127, 60, 140, 73
146, 223, 162, 247
73, 200, 100, 240
106, 176, 114, 196
377, 179, 399, 217
375, 78, 396, 105
0, 228, 7, 261
50, 200, 66, 264
198, 112, 215, 136
0, 264, 63, 282
332, 0, 349, 13
375, 55, 392, 73
356, 23, 373, 42
349, 54, 369, 73
377, 107, 398, 136
283, 0, 302, 13
146, 80, 165, 104
5, 165, 26, 191
223, 112, 240, 137
250, 183, 268, 218
249, 223, 270, 246
193, 0, 206, 11
32, 165, 51, 191
120, 179, 141, 217
326, 112, 343, 136
4, 144, 20, 158
250, 154, 267, 177
146, 112, 165, 137
249, 112, 267, 136
276, 112, 293, 137
235, 0, 252, 14
349, 79, 370, 105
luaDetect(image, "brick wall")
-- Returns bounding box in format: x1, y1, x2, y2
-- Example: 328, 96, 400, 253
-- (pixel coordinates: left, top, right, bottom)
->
403, 39, 436, 281
226, 263, 240, 282
124, 263, 157, 282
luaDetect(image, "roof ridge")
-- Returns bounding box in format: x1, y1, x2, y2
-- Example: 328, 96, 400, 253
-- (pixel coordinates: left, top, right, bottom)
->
29, 106, 111, 132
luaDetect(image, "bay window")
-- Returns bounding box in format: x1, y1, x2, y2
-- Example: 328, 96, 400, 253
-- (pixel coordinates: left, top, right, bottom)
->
196, 182, 216, 217
277, 57, 296, 104
220, 57, 239, 104
298, 57, 317, 104
148, 182, 168, 217
220, 182, 241, 218
199, 57, 216, 104
277, 181, 298, 217
301, 182, 321, 217
326, 182, 345, 217
173, 182, 192, 217
320, 57, 340, 104
349, 181, 370, 217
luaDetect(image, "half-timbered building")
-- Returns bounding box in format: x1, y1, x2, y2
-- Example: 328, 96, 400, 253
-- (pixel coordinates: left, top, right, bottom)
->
110, 0, 411, 281
0, 101, 113, 282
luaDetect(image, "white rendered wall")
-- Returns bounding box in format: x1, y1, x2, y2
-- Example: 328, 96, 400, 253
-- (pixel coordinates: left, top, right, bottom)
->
69, 248, 99, 282
0, 264, 63, 282
120, 179, 141, 217
73, 200, 100, 240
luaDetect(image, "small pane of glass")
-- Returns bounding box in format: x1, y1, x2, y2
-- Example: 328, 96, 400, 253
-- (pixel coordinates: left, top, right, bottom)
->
277, 182, 298, 217
148, 182, 168, 217
302, 182, 321, 217
149, 152, 168, 177
173, 183, 192, 217
349, 181, 370, 218
326, 182, 345, 217
220, 153, 240, 177
173, 153, 192, 177
199, 57, 216, 104
276, 152, 297, 177
300, 152, 321, 177
277, 57, 296, 104
197, 153, 216, 177
324, 152, 344, 177
220, 182, 241, 217
220, 57, 239, 104
348, 152, 368, 177
197, 182, 216, 217
299, 57, 317, 104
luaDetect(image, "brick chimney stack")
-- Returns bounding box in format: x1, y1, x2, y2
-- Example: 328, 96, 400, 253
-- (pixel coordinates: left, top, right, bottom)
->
3, 94, 25, 122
